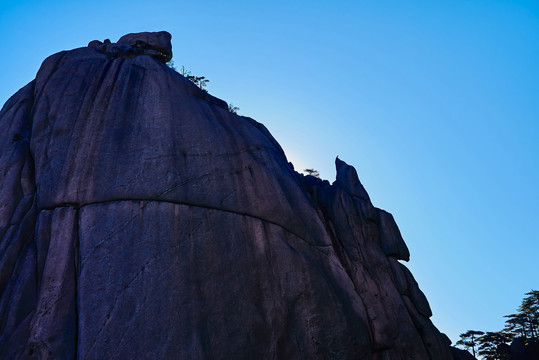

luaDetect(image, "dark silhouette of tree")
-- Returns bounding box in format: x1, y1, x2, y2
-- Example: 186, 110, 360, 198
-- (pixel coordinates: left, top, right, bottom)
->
477, 331, 511, 360
178, 65, 190, 76
522, 290, 539, 338
456, 290, 539, 359
505, 313, 530, 338
457, 330, 484, 358
186, 75, 209, 91
504, 290, 539, 340
228, 103, 239, 114
166, 60, 177, 71
303, 168, 320, 178
167, 64, 210, 92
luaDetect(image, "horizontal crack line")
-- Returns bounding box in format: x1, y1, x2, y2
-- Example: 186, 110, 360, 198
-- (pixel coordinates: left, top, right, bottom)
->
37, 197, 332, 250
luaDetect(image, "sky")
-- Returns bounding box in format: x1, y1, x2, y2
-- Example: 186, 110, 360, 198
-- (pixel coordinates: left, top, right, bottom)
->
1, 0, 538, 347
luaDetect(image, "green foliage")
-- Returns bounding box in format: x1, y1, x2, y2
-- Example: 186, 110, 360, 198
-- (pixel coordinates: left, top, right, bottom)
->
167, 64, 240, 114
477, 331, 511, 360
504, 290, 539, 339
457, 290, 539, 359
167, 64, 210, 92
178, 65, 190, 76
228, 103, 240, 114
186, 75, 209, 91
303, 168, 320, 178
457, 330, 484, 357
166, 60, 177, 71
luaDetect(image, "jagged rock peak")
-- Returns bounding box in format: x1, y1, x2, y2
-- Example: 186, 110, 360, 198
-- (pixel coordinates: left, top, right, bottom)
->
88, 31, 172, 63
335, 157, 371, 201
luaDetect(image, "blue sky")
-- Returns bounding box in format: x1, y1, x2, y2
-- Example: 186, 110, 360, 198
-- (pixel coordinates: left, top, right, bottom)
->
1, 0, 538, 345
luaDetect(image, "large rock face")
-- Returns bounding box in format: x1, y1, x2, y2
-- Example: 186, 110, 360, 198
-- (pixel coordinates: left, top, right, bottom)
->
0, 32, 465, 359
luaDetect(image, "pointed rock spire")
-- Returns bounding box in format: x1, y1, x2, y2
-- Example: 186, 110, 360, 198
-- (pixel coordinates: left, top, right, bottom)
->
334, 157, 370, 201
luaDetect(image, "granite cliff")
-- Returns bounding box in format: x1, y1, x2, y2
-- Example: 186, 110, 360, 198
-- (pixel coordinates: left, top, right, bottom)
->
0, 31, 473, 359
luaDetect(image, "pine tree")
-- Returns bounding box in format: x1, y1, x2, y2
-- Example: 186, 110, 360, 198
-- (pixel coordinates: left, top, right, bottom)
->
457, 330, 484, 358
477, 331, 511, 360
504, 290, 539, 339
303, 168, 320, 178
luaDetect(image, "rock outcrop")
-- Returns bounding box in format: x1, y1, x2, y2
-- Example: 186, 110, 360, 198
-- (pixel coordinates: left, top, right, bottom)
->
0, 31, 464, 359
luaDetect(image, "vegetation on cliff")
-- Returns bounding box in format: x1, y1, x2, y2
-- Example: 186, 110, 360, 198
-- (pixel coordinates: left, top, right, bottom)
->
457, 290, 539, 359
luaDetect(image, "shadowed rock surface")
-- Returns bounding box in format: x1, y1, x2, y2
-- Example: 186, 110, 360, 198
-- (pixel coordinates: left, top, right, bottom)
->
1, 31, 463, 359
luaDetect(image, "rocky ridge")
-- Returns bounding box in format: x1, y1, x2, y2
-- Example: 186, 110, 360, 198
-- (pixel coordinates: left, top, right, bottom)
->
0, 31, 473, 359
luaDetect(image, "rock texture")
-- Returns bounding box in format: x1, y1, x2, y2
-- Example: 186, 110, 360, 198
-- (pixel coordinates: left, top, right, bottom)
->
0, 32, 464, 359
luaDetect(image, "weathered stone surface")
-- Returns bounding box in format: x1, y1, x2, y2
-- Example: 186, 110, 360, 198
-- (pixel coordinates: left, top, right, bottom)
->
117, 31, 172, 62
335, 157, 371, 201
87, 31, 173, 63
0, 32, 464, 359
24, 207, 78, 359
87, 40, 102, 48
401, 263, 433, 318
378, 209, 410, 261
450, 347, 477, 360
76, 200, 370, 359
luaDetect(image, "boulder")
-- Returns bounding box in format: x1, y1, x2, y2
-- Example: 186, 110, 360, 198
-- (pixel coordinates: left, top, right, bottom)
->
117, 31, 172, 62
